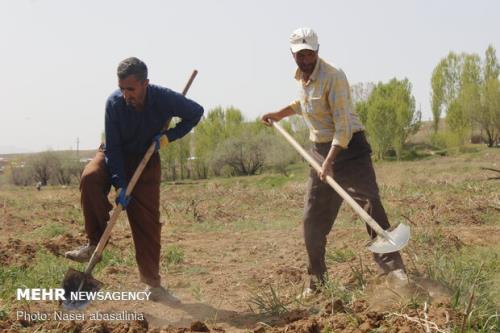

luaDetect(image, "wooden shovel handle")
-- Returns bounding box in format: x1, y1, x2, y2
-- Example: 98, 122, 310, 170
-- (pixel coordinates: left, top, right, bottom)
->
85, 70, 198, 274
271, 122, 390, 239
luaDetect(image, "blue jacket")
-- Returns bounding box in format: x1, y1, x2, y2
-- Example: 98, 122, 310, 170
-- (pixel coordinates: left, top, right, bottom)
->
104, 84, 203, 188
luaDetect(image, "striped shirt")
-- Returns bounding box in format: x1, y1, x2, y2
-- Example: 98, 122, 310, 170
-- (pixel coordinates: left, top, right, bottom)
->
289, 58, 364, 148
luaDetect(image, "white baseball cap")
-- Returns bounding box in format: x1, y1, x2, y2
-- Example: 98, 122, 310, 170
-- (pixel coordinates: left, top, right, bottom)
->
289, 27, 319, 53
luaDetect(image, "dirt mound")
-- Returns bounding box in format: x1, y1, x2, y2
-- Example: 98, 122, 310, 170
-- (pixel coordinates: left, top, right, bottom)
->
276, 267, 304, 284
0, 238, 38, 267
43, 233, 86, 256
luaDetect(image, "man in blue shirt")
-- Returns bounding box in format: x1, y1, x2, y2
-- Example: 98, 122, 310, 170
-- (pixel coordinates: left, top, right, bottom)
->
65, 57, 204, 303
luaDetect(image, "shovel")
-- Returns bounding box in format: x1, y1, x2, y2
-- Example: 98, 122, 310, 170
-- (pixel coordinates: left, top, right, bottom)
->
61, 70, 198, 309
271, 121, 410, 254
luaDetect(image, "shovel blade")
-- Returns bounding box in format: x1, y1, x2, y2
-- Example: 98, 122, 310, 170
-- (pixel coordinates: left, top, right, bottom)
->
367, 223, 411, 254
61, 268, 103, 310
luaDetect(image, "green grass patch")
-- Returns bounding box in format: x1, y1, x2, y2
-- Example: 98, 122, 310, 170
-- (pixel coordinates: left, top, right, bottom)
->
163, 245, 184, 268
0, 250, 83, 306
32, 223, 68, 238
414, 229, 445, 247
424, 246, 500, 332
326, 247, 356, 263
183, 266, 208, 275
97, 247, 135, 270
320, 277, 355, 305
248, 284, 292, 317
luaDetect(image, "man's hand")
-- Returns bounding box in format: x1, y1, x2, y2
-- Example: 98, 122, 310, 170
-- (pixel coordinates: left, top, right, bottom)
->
115, 187, 131, 208
318, 159, 333, 182
153, 133, 169, 151
260, 112, 281, 127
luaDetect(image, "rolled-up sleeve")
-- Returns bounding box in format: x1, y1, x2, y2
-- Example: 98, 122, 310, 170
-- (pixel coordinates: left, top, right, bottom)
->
289, 99, 302, 114
328, 70, 354, 148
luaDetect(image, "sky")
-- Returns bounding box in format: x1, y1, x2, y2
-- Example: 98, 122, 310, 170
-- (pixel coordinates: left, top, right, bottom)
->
0, 0, 498, 154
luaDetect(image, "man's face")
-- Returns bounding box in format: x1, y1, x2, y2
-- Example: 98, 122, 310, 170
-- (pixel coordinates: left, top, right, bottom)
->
292, 49, 318, 75
118, 75, 149, 110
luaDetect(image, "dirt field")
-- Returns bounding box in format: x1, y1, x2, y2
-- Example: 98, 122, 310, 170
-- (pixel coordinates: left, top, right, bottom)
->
0, 147, 499, 332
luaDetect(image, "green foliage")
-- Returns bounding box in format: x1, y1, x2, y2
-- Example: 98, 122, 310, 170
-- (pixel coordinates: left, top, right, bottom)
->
9, 151, 83, 186
248, 284, 291, 316
326, 247, 356, 263
365, 78, 420, 159
34, 223, 67, 238
480, 75, 500, 147
8, 163, 33, 186
355, 100, 369, 125
424, 247, 500, 332
0, 250, 79, 303
99, 247, 135, 269
163, 245, 184, 268
211, 130, 267, 176
263, 133, 298, 176
431, 59, 446, 133
28, 151, 64, 186
320, 277, 353, 305
431, 46, 500, 147
191, 106, 244, 178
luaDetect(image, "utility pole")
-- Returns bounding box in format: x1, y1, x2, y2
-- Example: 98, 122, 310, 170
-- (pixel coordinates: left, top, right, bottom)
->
76, 137, 80, 158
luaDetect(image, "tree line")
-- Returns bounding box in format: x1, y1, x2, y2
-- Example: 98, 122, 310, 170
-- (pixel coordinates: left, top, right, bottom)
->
158, 106, 302, 181
7, 151, 83, 186
6, 45, 498, 185
431, 45, 500, 147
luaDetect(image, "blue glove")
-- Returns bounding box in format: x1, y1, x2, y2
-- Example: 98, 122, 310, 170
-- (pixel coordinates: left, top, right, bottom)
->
115, 187, 131, 208
153, 132, 169, 152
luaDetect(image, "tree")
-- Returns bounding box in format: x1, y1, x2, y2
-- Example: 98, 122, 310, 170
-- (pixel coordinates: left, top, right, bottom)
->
55, 158, 83, 185
211, 131, 266, 176
192, 106, 244, 177
431, 53, 464, 133
366, 85, 397, 159
432, 46, 500, 146
365, 78, 419, 159
484, 45, 500, 81
480, 46, 500, 146
264, 133, 298, 176
392, 79, 420, 158
9, 165, 32, 186
449, 54, 481, 144
480, 77, 500, 146
431, 60, 446, 133
355, 100, 369, 126
28, 151, 60, 185
351, 82, 375, 105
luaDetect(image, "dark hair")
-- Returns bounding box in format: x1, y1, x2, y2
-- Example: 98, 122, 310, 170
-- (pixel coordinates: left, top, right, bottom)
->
117, 57, 148, 81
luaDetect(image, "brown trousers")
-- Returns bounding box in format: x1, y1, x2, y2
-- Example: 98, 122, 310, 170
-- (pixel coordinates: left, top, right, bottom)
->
304, 132, 404, 281
80, 147, 162, 287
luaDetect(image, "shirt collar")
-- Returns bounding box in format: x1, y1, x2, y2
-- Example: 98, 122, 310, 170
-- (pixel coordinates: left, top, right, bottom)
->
294, 57, 321, 83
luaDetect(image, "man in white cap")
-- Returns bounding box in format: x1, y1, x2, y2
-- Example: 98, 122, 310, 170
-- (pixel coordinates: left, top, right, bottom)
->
261, 27, 406, 296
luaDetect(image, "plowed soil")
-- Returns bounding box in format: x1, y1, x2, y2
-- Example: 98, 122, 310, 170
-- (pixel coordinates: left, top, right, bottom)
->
0, 149, 499, 332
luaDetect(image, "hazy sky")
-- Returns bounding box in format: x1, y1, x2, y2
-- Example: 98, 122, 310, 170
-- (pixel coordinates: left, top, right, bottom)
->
1, 0, 498, 153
